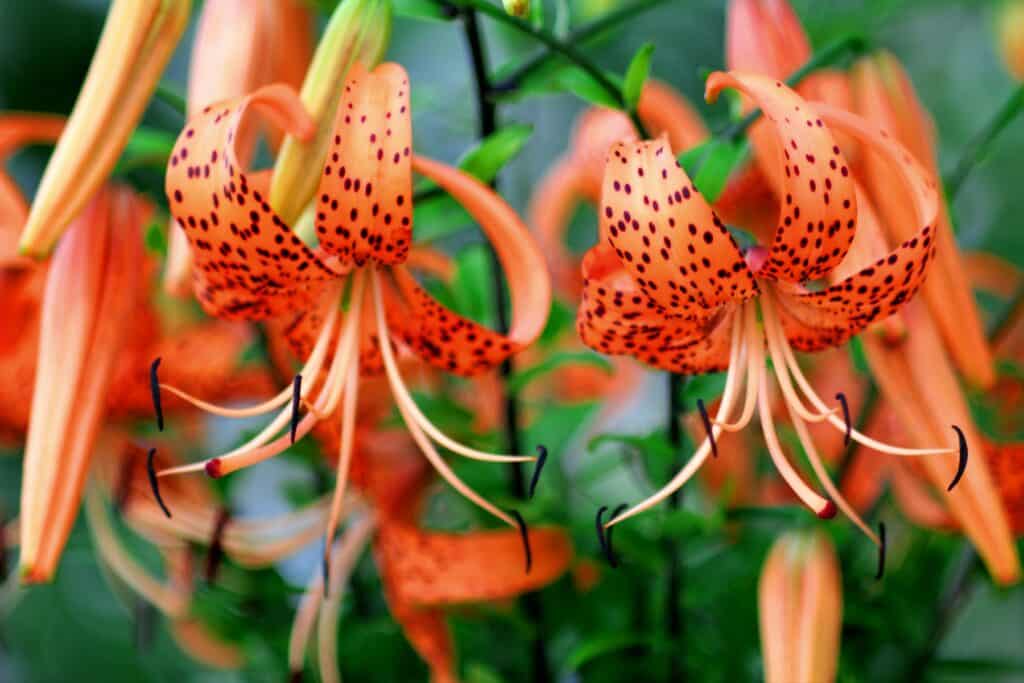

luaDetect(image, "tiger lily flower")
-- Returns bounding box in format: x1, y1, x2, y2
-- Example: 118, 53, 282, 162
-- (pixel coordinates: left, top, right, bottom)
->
588, 72, 961, 559
759, 531, 842, 683
17, 0, 190, 257
165, 0, 313, 296
158, 63, 551, 569
851, 52, 995, 389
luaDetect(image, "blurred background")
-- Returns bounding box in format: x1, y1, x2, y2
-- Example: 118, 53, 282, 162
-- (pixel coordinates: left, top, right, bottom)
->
1, 0, 1023, 681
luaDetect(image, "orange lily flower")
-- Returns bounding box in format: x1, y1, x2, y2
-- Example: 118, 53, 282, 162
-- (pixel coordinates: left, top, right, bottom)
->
758, 531, 842, 683
587, 72, 960, 564
851, 52, 995, 388
165, 0, 312, 296
157, 63, 551, 570
17, 0, 190, 257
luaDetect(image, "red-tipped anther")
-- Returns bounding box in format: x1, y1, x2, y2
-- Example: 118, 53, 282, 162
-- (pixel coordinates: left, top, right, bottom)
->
205, 458, 223, 478
816, 501, 838, 520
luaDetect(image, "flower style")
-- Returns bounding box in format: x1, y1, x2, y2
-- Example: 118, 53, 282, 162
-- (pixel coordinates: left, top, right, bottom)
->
157, 63, 551, 567
758, 531, 842, 683
583, 72, 960, 556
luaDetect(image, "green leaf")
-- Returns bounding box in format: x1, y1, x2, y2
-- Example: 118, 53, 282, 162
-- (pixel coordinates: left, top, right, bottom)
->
143, 218, 167, 257
507, 350, 612, 394
565, 634, 663, 672
588, 431, 674, 461
114, 126, 176, 175
556, 65, 621, 108
392, 0, 454, 21
622, 42, 654, 112
678, 139, 747, 202
458, 124, 534, 184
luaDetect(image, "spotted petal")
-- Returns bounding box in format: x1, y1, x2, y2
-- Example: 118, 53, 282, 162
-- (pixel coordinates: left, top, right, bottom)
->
706, 71, 858, 283
165, 84, 338, 320
315, 63, 414, 266
577, 245, 737, 374
774, 105, 939, 351
600, 139, 757, 317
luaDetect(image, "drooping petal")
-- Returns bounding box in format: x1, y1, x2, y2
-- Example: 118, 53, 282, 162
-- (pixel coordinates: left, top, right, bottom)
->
985, 440, 1024, 535
576, 244, 736, 373
164, 0, 280, 297
600, 139, 757, 316
706, 72, 858, 283
19, 189, 145, 582
386, 154, 550, 374
726, 0, 810, 79
375, 521, 572, 606
19, 0, 190, 257
851, 52, 995, 389
314, 62, 413, 266
772, 104, 939, 351
165, 85, 338, 321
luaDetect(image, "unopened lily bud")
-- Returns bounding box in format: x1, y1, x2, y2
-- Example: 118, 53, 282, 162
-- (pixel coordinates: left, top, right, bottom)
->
758, 531, 842, 683
503, 0, 530, 18
999, 1, 1024, 80
18, 0, 190, 258
270, 0, 393, 225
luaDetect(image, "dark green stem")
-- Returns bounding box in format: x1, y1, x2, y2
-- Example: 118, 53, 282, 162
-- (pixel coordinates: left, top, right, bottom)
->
665, 374, 686, 681
945, 84, 1024, 199
459, 8, 551, 682
446, 0, 628, 114
153, 82, 187, 117
719, 33, 868, 142
492, 0, 671, 91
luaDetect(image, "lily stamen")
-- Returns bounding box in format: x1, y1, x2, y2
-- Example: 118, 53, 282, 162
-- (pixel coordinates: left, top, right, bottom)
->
147, 448, 171, 519
696, 398, 718, 458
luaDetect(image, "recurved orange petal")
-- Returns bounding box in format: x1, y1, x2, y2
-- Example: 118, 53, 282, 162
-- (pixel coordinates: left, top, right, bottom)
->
707, 72, 858, 285
600, 138, 757, 313
773, 104, 938, 351
165, 84, 337, 320
315, 63, 414, 266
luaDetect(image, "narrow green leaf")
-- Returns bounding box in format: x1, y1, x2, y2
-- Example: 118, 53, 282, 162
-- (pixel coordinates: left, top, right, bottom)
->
555, 65, 621, 108
506, 350, 613, 394
392, 0, 454, 22
458, 124, 534, 183
565, 634, 663, 672
681, 139, 747, 202
622, 42, 654, 112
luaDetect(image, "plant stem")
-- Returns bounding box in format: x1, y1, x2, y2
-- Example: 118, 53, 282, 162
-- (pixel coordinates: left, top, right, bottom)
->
447, 0, 627, 112
665, 373, 686, 681
492, 0, 671, 91
904, 543, 979, 681
719, 33, 868, 142
459, 9, 551, 682
945, 84, 1024, 199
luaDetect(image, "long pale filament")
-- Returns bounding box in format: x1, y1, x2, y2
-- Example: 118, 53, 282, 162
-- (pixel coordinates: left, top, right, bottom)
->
371, 269, 516, 528
323, 349, 360, 564
159, 304, 340, 418
318, 515, 376, 683
756, 367, 834, 517
606, 306, 749, 529
771, 303, 955, 457
713, 303, 760, 431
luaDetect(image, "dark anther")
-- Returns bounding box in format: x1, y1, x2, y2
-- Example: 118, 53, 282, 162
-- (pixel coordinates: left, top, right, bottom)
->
149, 358, 164, 432
874, 521, 887, 581
322, 553, 331, 599
528, 445, 548, 499
290, 374, 302, 444
697, 399, 717, 457
114, 450, 137, 514
836, 392, 851, 446
146, 448, 171, 518
289, 671, 304, 683
948, 425, 969, 492
595, 506, 622, 569
510, 510, 532, 574
204, 508, 232, 584
605, 503, 629, 569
